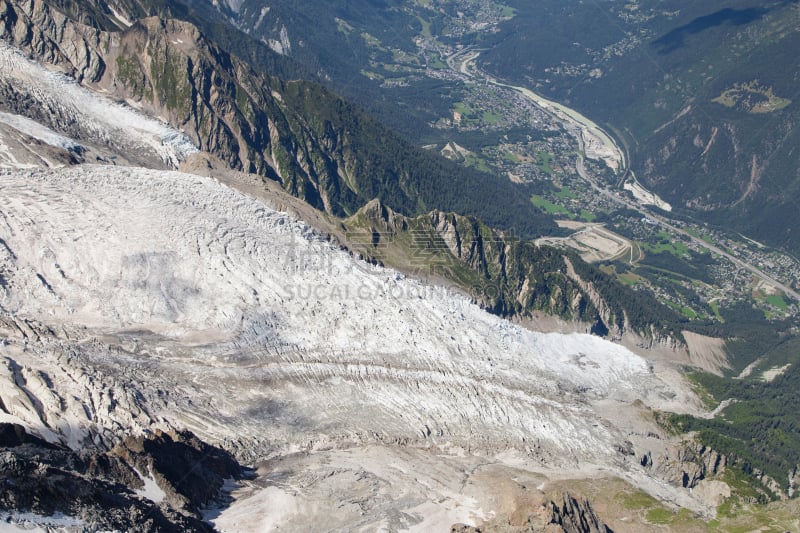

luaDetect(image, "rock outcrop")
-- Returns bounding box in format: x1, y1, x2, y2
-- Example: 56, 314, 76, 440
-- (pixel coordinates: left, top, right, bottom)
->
0, 423, 244, 531
653, 443, 727, 489
112, 429, 245, 514
0, 0, 108, 82
451, 492, 613, 533
548, 493, 614, 533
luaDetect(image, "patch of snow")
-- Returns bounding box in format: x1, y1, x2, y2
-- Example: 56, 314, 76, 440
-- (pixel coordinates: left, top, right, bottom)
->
761, 364, 791, 382
701, 398, 738, 419
211, 486, 297, 532
255, 6, 271, 29
267, 25, 292, 55
736, 357, 763, 379
221, 0, 246, 14
0, 512, 84, 532
108, 5, 133, 28
134, 467, 167, 503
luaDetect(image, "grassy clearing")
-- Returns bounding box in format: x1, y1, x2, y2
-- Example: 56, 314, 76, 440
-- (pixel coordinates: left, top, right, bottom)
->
531, 195, 571, 216
463, 153, 490, 173
765, 294, 788, 310
536, 151, 554, 174
645, 241, 690, 255
686, 373, 718, 410
618, 272, 643, 287
500, 5, 517, 18
482, 110, 503, 124
547, 475, 800, 532
665, 299, 698, 319
416, 15, 432, 38
712, 81, 792, 114
502, 151, 519, 163
685, 227, 715, 243
428, 55, 447, 69
615, 490, 659, 510
554, 186, 577, 199
643, 232, 690, 256
453, 102, 471, 115
710, 300, 724, 322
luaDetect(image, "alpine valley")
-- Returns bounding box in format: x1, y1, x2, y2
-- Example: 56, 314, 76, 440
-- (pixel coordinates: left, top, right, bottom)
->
0, 1, 799, 532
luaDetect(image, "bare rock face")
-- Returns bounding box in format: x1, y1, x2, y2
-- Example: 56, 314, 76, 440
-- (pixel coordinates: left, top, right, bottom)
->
0, 0, 108, 82
0, 422, 244, 531
646, 442, 726, 489
547, 493, 613, 533
563, 256, 624, 341
451, 492, 613, 533
692, 479, 731, 509
112, 429, 245, 514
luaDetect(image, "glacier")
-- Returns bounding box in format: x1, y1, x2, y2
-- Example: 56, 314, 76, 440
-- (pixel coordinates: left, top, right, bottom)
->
0, 165, 662, 452
0, 161, 706, 528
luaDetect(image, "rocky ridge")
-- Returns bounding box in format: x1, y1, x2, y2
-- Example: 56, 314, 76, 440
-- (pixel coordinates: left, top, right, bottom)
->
345, 198, 685, 344
0, 422, 244, 532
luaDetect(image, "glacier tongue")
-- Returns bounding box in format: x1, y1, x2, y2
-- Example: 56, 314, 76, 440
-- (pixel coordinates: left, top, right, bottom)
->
0, 164, 677, 465
0, 111, 83, 153
0, 42, 197, 168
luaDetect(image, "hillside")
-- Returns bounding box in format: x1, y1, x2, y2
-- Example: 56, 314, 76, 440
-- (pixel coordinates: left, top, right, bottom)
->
156, 0, 800, 254
2, 0, 705, 339
342, 199, 685, 341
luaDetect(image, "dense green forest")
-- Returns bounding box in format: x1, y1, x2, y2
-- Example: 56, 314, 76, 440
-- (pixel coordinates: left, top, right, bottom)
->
666, 354, 800, 497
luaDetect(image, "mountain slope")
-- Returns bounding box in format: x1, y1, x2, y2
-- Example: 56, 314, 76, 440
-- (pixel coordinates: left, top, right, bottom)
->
2, 0, 697, 340
0, 0, 556, 238
188, 0, 800, 254
0, 2, 773, 528
0, 40, 197, 169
